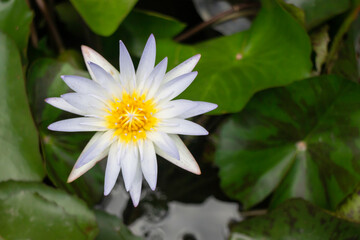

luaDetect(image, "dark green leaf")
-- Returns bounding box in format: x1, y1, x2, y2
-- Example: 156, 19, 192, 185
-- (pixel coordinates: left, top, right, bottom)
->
286, 0, 351, 29
27, 55, 104, 205
69, 0, 137, 36
0, 0, 32, 55
158, 0, 312, 114
230, 199, 360, 239
0, 181, 98, 240
27, 56, 88, 126
95, 210, 142, 240
0, 32, 44, 182
41, 132, 104, 206
215, 75, 360, 210
331, 12, 360, 82
101, 9, 186, 65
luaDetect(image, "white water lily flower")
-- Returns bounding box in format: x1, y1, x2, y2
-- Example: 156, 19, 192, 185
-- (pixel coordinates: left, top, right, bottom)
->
46, 34, 217, 206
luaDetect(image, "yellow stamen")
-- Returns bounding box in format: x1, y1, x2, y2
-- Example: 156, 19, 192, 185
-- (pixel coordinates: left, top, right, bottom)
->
105, 91, 157, 142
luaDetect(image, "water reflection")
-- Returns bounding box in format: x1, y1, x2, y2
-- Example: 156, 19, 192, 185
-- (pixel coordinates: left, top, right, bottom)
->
100, 183, 241, 240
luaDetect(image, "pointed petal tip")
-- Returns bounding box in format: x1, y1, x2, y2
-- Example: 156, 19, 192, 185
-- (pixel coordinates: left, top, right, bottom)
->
104, 189, 111, 196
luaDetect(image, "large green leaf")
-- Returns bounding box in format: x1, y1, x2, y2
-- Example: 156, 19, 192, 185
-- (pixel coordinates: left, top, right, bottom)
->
230, 199, 360, 239
69, 0, 137, 36
157, 0, 312, 114
286, 0, 351, 29
95, 210, 142, 240
0, 181, 98, 239
27, 57, 104, 205
215, 75, 360, 210
0, 0, 32, 54
0, 32, 44, 182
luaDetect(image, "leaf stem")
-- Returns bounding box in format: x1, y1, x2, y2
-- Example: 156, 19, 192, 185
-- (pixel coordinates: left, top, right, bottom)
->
174, 2, 259, 42
35, 0, 64, 53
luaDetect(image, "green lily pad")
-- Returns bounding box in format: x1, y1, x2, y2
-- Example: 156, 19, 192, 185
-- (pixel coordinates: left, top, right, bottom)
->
0, 32, 44, 182
0, 0, 33, 55
69, 0, 137, 36
95, 210, 142, 240
215, 75, 360, 210
157, 0, 312, 114
0, 181, 98, 240
230, 199, 360, 239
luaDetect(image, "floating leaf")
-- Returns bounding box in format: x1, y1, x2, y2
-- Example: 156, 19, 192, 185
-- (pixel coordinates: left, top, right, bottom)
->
0, 0, 33, 54
95, 210, 142, 240
215, 75, 360, 210
0, 181, 98, 240
157, 0, 312, 114
69, 0, 137, 36
230, 199, 360, 239
0, 32, 44, 182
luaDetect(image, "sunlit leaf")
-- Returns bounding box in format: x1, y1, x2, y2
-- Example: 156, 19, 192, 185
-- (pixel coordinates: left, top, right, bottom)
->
336, 185, 360, 222
69, 0, 137, 36
0, 32, 44, 182
95, 210, 142, 240
215, 75, 360, 210
157, 0, 312, 114
0, 0, 32, 55
0, 181, 98, 240
230, 199, 360, 239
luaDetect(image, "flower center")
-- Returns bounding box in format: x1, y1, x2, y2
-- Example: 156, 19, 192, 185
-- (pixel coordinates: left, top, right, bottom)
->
105, 92, 157, 142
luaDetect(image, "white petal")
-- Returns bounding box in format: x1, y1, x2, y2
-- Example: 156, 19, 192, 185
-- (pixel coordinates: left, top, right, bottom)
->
158, 119, 208, 136
61, 93, 107, 116
104, 141, 122, 196
121, 144, 139, 191
136, 34, 156, 86
155, 72, 198, 104
155, 134, 201, 175
88, 62, 122, 97
163, 54, 200, 83
61, 75, 108, 100
145, 57, 168, 99
48, 117, 107, 132
67, 132, 109, 182
81, 45, 120, 82
178, 101, 218, 118
129, 165, 143, 207
119, 41, 136, 91
75, 130, 115, 168
147, 131, 179, 160
45, 97, 85, 116
139, 140, 157, 190
155, 99, 198, 119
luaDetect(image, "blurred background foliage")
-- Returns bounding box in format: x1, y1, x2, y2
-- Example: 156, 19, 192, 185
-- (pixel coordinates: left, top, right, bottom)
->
0, 0, 360, 239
